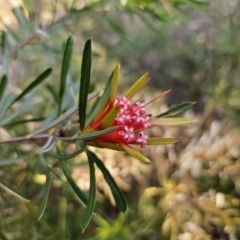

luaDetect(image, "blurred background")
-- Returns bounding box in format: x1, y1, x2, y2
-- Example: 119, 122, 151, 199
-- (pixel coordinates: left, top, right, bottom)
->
1, 0, 240, 239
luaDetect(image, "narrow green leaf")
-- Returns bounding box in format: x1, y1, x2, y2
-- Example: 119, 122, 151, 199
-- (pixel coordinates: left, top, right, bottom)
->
0, 156, 24, 166
0, 93, 15, 120
124, 73, 149, 99
75, 126, 119, 141
155, 117, 195, 125
14, 68, 52, 103
121, 144, 150, 164
100, 107, 119, 128
89, 150, 127, 212
109, 64, 119, 105
1, 31, 9, 74
146, 137, 177, 145
86, 70, 114, 125
4, 117, 44, 126
38, 173, 52, 220
58, 36, 73, 116
33, 91, 98, 135
0, 75, 8, 105
0, 182, 30, 202
36, 154, 52, 220
155, 102, 195, 118
89, 142, 125, 151
0, 91, 35, 126
47, 146, 86, 160
80, 149, 96, 231
59, 158, 88, 206
12, 6, 29, 32
36, 75, 83, 131
79, 39, 92, 130
46, 84, 58, 105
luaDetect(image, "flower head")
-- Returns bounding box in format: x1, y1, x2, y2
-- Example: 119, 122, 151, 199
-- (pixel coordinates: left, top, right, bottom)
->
82, 65, 190, 163
95, 96, 151, 148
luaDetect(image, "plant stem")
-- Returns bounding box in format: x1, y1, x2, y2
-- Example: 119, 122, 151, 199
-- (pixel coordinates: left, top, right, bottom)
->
0, 134, 74, 144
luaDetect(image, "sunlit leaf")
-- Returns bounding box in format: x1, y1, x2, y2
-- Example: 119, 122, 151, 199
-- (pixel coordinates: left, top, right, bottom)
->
80, 149, 96, 231
121, 144, 150, 163
58, 36, 73, 116
79, 39, 92, 131
109, 64, 119, 105
124, 73, 149, 99
155, 117, 195, 125
88, 142, 125, 151
100, 107, 119, 129
146, 137, 177, 145
86, 70, 114, 126
89, 150, 127, 212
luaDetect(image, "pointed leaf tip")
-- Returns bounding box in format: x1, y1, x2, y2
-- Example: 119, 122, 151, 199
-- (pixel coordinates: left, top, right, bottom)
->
109, 64, 120, 105
14, 68, 52, 104
79, 39, 92, 130
124, 73, 149, 99
121, 144, 150, 164
58, 36, 73, 116
156, 117, 195, 126
147, 137, 177, 145
80, 150, 96, 231
88, 150, 127, 212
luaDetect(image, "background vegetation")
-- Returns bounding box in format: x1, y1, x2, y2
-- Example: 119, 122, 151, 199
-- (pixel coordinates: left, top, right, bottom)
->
1, 0, 240, 239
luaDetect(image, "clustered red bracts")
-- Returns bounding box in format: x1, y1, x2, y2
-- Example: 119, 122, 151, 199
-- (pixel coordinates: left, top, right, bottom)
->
97, 96, 151, 148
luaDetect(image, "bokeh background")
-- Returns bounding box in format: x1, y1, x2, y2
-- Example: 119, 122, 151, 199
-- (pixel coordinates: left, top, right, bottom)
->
1, 0, 240, 239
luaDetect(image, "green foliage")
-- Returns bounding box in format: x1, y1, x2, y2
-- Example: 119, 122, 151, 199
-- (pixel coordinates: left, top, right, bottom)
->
88, 150, 127, 212
59, 36, 73, 117
81, 150, 96, 231
2, 0, 240, 239
79, 39, 92, 131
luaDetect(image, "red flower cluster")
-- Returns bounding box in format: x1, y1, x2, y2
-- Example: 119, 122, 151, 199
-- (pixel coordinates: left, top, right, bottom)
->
95, 96, 151, 148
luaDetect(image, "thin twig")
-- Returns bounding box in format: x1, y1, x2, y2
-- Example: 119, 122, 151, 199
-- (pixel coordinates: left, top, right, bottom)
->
0, 13, 68, 64
0, 133, 74, 144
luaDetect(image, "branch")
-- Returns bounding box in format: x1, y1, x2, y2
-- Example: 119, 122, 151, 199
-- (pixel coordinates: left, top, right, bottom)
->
0, 13, 68, 64
0, 134, 74, 145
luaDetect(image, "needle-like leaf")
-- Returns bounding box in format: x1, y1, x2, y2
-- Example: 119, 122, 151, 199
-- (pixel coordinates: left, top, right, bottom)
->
58, 36, 73, 116
14, 68, 52, 103
89, 150, 127, 212
0, 75, 7, 106
80, 149, 96, 232
155, 102, 195, 118
79, 39, 92, 130
0, 182, 29, 202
